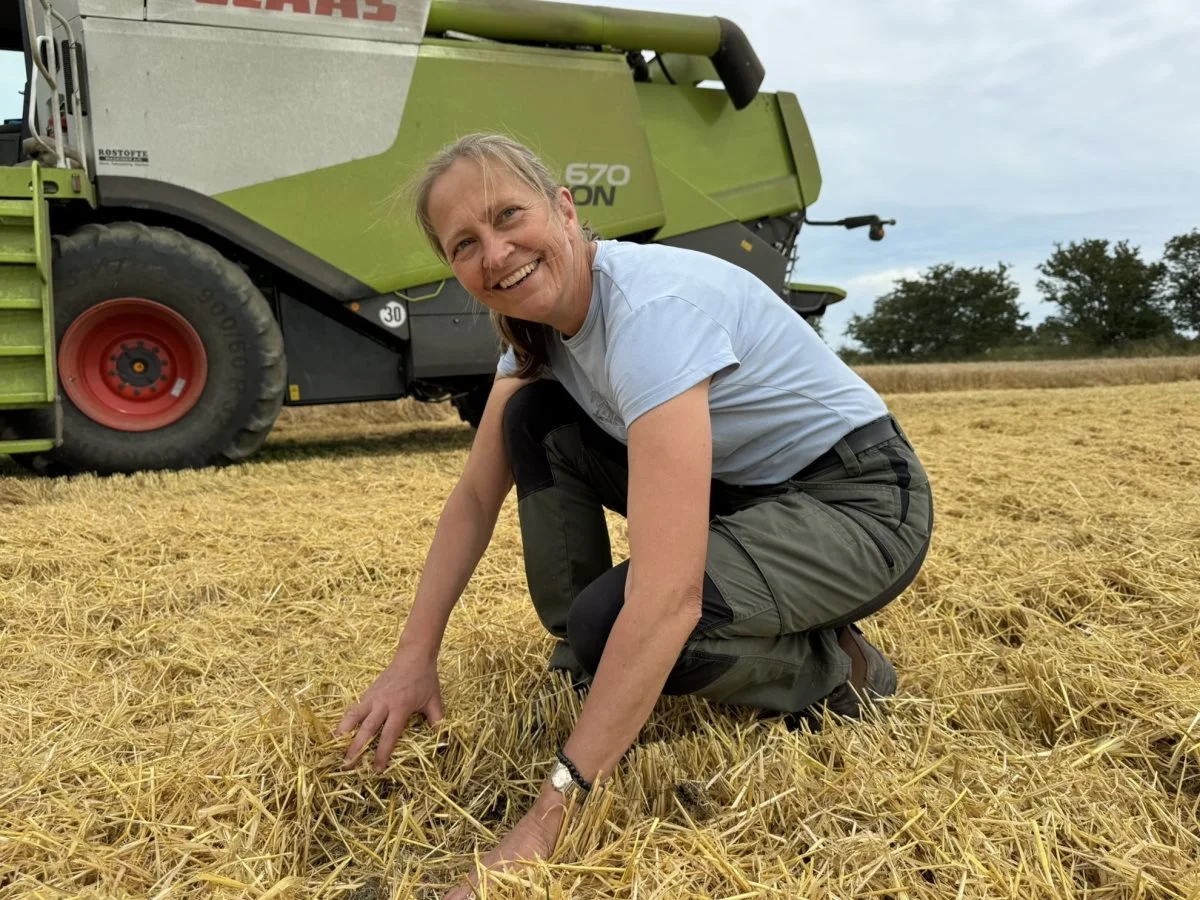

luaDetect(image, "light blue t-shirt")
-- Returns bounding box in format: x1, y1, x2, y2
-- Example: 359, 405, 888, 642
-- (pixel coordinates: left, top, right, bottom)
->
497, 240, 889, 485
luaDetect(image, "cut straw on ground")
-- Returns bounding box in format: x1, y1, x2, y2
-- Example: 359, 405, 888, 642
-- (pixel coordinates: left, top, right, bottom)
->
1, 373, 1198, 898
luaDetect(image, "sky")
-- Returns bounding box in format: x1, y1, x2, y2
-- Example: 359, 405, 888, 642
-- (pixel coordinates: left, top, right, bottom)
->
4, 0, 1199, 347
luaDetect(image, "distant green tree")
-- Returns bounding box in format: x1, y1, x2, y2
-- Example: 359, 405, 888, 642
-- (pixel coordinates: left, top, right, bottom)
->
836, 345, 869, 366
844, 262, 1028, 362
803, 314, 825, 341
1162, 229, 1200, 333
1035, 239, 1174, 348
1031, 317, 1072, 348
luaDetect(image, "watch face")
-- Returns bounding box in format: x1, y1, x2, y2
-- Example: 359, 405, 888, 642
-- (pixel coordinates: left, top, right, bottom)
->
551, 764, 573, 792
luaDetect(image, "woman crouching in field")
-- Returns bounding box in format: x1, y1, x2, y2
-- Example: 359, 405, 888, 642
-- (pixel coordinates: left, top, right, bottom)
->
336, 133, 934, 897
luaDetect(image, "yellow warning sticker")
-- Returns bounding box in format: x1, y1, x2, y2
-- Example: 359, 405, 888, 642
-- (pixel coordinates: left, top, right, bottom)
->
740, 240, 753, 252
288, 384, 301, 401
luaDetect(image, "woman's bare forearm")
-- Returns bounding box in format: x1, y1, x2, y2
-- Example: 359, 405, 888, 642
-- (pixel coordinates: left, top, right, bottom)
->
396, 483, 502, 663
561, 591, 700, 784
392, 377, 525, 666
557, 380, 714, 787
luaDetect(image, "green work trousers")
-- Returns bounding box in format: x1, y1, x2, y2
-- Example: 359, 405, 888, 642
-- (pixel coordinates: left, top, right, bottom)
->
502, 380, 933, 715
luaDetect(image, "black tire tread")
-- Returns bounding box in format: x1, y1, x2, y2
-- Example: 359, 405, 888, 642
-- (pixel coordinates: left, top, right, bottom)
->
451, 379, 493, 430
9, 222, 286, 474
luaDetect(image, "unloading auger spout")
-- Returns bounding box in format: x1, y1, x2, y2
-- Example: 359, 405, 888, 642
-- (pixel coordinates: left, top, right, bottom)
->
425, 0, 765, 109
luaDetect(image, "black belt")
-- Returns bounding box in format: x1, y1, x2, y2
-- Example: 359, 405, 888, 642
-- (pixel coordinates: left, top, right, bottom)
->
792, 415, 901, 480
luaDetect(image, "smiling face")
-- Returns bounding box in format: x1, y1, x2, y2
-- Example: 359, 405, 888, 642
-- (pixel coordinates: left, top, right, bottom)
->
426, 157, 590, 333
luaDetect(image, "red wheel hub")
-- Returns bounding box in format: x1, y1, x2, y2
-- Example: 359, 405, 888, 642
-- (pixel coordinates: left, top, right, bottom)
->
58, 298, 208, 432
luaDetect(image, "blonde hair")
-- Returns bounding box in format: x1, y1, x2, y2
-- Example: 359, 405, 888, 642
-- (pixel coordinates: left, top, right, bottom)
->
414, 133, 599, 380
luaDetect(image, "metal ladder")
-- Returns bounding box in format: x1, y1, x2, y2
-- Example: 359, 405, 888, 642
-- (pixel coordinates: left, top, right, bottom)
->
0, 161, 59, 455
0, 2, 94, 458
21, 0, 91, 176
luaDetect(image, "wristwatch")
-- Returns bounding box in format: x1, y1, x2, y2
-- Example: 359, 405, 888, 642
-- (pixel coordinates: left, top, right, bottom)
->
549, 749, 592, 801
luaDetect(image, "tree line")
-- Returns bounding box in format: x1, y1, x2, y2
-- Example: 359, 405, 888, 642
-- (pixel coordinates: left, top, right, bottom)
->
833, 229, 1200, 364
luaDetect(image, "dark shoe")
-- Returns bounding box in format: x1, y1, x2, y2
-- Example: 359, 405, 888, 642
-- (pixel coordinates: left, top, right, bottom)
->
548, 640, 592, 691
821, 625, 897, 720
780, 627, 896, 732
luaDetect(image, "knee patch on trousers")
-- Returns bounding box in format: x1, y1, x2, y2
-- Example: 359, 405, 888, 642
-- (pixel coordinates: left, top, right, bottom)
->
502, 379, 629, 501
566, 561, 735, 686
566, 563, 627, 676
502, 381, 581, 500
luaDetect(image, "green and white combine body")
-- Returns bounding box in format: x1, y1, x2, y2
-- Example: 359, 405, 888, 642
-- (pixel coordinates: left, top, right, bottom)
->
0, 0, 886, 475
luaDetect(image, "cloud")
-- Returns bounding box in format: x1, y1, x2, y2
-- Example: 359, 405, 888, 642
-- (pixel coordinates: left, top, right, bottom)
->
841, 267, 923, 300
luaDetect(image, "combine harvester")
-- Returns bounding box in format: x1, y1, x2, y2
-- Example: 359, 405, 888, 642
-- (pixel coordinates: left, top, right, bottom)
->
0, 0, 893, 476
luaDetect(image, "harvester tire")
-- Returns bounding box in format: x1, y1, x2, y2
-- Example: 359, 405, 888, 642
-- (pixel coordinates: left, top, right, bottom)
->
7, 223, 286, 476
450, 378, 493, 429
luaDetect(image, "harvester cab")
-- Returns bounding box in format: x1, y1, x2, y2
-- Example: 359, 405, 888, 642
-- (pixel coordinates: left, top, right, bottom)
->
0, 0, 895, 476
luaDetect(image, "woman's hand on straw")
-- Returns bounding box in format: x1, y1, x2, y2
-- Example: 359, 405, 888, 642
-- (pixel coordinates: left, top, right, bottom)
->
335, 649, 445, 772
441, 782, 565, 900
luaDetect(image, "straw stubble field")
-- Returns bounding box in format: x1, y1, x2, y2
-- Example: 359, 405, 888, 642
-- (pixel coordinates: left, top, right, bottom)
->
1, 362, 1198, 899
